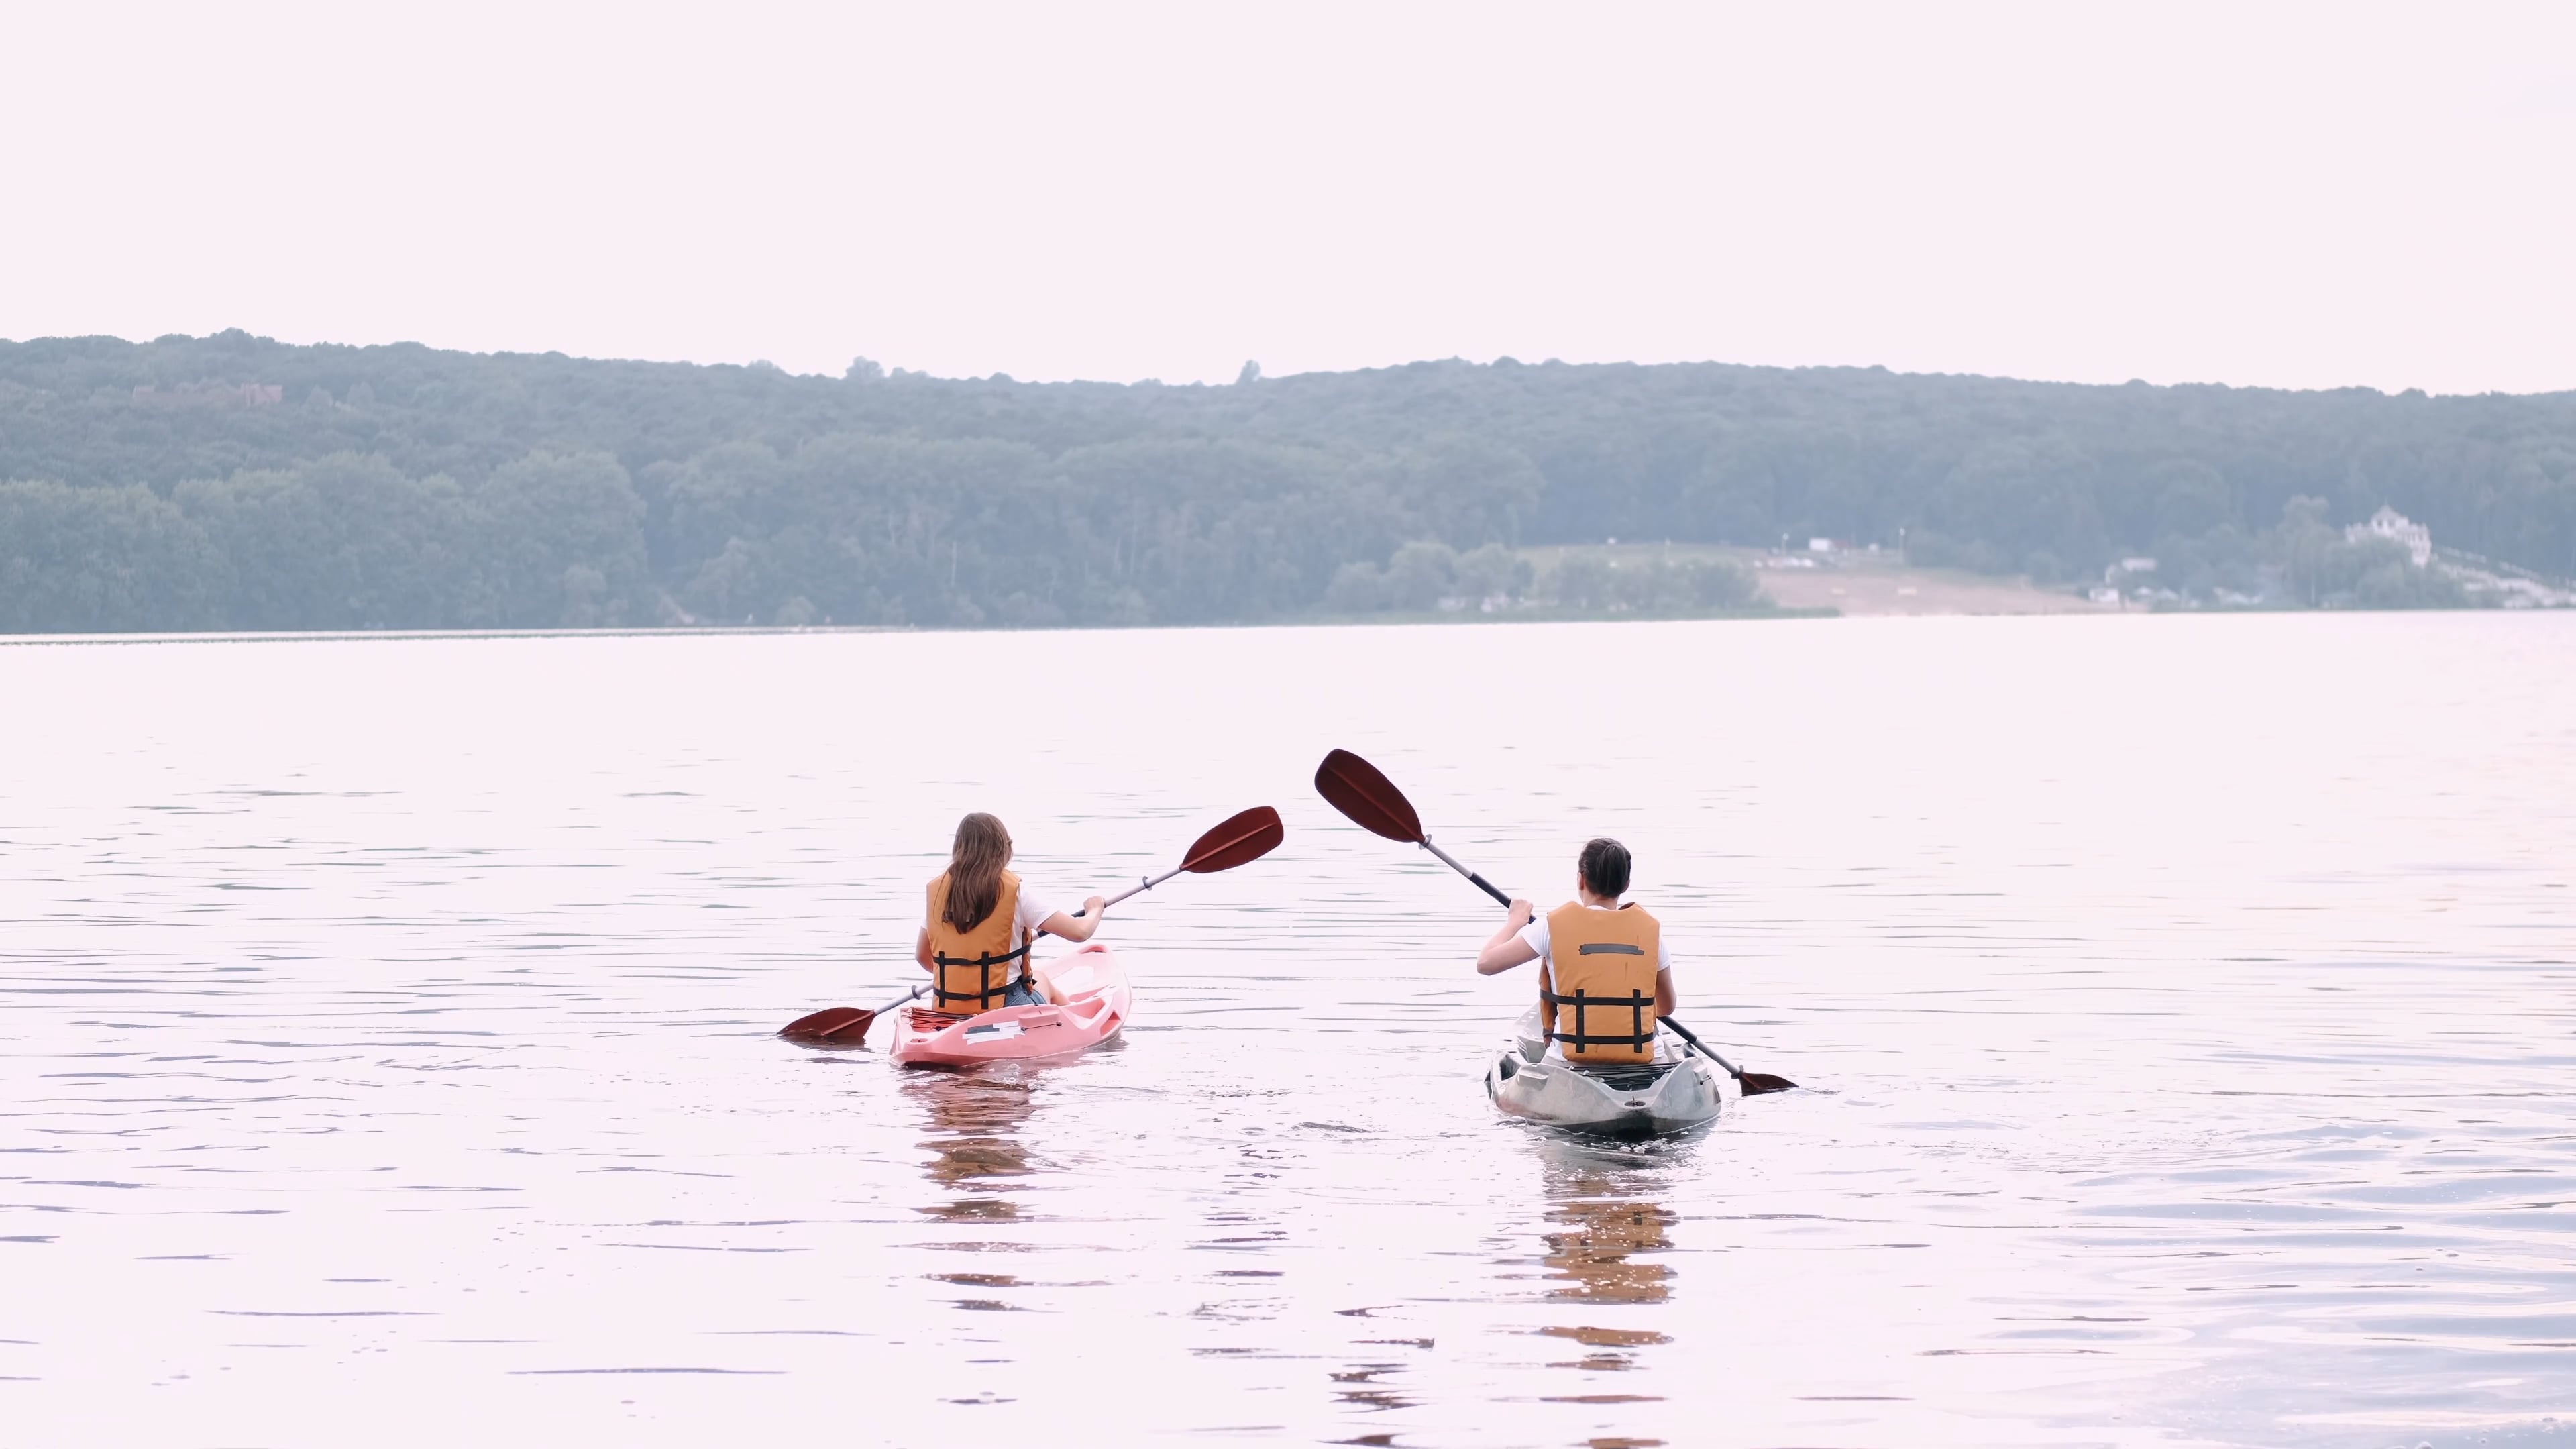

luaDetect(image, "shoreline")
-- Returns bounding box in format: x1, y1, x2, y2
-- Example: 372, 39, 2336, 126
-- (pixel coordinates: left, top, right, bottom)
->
6, 602, 2561, 649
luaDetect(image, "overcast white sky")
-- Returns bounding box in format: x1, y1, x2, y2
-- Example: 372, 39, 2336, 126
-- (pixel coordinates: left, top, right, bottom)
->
5, 1, 2572, 393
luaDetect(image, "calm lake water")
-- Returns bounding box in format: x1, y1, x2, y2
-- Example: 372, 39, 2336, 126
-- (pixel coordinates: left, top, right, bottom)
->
2, 614, 2570, 1448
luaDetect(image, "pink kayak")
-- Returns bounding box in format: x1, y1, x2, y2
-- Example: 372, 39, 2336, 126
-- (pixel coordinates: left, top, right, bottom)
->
889, 942, 1134, 1069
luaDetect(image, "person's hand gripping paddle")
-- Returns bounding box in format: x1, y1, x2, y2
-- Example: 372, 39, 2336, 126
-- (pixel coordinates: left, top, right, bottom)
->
779, 806, 1287, 1045
1311, 749, 1795, 1095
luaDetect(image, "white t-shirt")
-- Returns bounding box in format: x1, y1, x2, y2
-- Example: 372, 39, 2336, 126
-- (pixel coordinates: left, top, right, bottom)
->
1013, 886, 1059, 937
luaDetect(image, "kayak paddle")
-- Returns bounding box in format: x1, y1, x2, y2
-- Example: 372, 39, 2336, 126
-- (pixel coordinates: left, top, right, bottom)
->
780, 984, 924, 1044
1069, 804, 1286, 918
777, 805, 1286, 1045
1312, 749, 1515, 904
1652, 1013, 1793, 1095
1311, 749, 1796, 1095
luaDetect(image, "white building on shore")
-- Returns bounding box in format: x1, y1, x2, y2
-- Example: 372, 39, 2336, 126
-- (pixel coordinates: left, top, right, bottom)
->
2348, 506, 2432, 567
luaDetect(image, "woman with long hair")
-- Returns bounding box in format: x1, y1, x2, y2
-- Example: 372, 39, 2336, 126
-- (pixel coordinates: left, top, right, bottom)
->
914, 812, 1106, 1014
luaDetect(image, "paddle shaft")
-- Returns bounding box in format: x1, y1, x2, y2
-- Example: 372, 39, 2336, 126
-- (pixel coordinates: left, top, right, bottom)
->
1654, 1012, 1748, 1082
841, 982, 925, 1041
1071, 806, 1286, 917
780, 981, 924, 1043
1071, 865, 1183, 918
1421, 839, 1513, 907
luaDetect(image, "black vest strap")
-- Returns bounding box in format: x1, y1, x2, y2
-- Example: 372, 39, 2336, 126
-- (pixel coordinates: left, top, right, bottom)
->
932, 940, 1032, 1010
1540, 987, 1655, 1049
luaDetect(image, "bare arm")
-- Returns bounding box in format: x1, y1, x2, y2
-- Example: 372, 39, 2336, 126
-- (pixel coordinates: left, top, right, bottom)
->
1038, 896, 1108, 943
1476, 898, 1538, 975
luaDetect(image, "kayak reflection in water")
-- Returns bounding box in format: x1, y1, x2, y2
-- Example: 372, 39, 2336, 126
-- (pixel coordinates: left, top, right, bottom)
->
1474, 837, 1678, 1064
916, 812, 1108, 1014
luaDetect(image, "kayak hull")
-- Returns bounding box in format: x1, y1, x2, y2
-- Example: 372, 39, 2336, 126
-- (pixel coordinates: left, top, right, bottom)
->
889, 941, 1132, 1069
1483, 1006, 1723, 1138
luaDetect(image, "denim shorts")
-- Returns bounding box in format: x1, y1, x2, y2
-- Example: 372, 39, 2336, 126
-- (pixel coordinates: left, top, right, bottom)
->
999, 975, 1046, 1008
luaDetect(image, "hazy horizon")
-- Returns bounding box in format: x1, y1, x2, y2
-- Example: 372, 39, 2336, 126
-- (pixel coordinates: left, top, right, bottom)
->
7, 2, 2572, 395
15, 327, 2576, 402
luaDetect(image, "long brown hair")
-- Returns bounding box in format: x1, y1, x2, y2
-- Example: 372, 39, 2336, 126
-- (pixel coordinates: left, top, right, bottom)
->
942, 812, 1014, 931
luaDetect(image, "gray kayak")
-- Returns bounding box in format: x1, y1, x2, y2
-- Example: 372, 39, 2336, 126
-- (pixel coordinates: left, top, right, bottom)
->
1484, 1004, 1724, 1138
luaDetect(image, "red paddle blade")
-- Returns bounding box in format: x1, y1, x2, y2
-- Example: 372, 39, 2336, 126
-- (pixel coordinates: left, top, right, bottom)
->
1180, 805, 1285, 874
1313, 749, 1424, 843
780, 1006, 873, 1042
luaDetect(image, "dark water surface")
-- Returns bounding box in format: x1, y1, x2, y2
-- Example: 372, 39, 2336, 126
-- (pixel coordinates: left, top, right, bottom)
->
2, 615, 2569, 1447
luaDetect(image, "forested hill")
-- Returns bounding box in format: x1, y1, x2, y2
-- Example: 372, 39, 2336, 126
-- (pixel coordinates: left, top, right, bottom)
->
3, 329, 2572, 632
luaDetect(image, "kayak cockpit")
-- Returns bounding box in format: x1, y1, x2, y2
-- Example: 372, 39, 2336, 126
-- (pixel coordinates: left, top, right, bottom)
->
890, 943, 1132, 1069
1486, 1004, 1723, 1138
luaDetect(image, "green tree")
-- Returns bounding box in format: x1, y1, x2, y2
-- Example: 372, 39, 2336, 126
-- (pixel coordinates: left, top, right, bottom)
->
177, 453, 473, 629
470, 450, 649, 627
0, 480, 223, 631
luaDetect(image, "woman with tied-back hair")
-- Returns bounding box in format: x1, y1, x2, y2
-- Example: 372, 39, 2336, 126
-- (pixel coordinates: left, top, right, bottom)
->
914, 813, 1106, 1014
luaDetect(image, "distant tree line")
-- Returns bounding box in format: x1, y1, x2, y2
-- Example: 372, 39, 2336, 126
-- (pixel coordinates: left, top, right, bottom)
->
2, 330, 2570, 632
0, 452, 643, 631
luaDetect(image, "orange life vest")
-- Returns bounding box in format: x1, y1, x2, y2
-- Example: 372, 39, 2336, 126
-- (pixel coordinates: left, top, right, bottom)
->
927, 869, 1034, 1014
1540, 901, 1661, 1065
